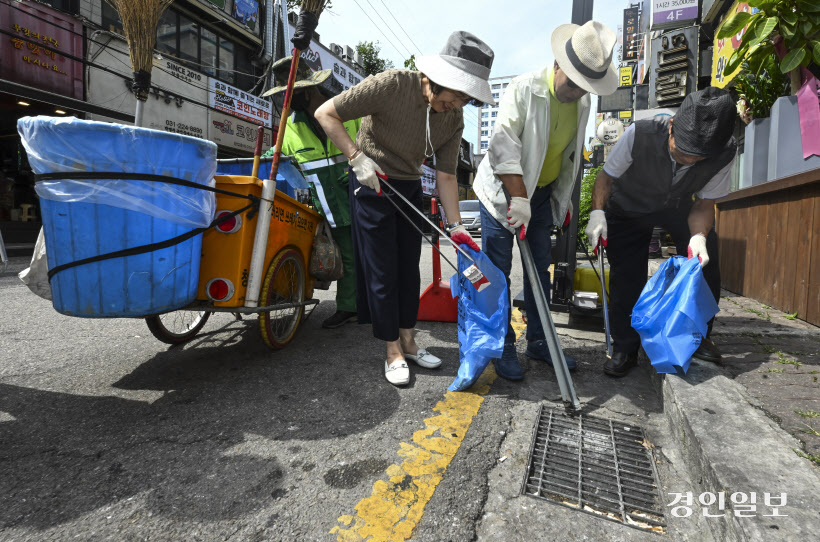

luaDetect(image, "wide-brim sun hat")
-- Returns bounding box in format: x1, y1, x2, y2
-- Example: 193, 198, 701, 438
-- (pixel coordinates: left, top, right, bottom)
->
415, 31, 496, 105
551, 21, 618, 96
672, 87, 736, 157
262, 56, 343, 98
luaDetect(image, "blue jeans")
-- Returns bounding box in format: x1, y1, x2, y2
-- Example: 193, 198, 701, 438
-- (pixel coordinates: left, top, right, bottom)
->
480, 185, 554, 345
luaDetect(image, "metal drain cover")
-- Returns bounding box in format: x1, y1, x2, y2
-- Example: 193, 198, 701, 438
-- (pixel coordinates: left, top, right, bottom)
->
522, 405, 667, 534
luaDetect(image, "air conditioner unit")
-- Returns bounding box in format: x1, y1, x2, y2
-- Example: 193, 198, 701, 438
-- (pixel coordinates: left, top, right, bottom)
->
344, 46, 355, 60
354, 52, 363, 67
330, 43, 343, 56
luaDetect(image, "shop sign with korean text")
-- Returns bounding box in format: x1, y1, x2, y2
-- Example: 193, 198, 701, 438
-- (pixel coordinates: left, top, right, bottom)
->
86, 37, 208, 138
711, 1, 758, 88
288, 23, 366, 91
0, 1, 83, 99
208, 110, 273, 153
650, 0, 699, 30
623, 7, 641, 62
209, 79, 272, 127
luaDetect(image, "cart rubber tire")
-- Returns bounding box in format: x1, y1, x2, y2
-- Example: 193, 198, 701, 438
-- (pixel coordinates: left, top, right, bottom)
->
145, 311, 211, 345
259, 248, 306, 349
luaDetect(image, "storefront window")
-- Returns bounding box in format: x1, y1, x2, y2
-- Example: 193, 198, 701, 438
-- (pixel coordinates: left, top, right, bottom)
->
101, 2, 122, 34
235, 47, 255, 91
218, 38, 235, 86
156, 9, 178, 56
179, 14, 199, 64
200, 27, 217, 76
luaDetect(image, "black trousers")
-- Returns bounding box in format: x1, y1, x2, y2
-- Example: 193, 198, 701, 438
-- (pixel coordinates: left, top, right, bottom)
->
349, 170, 422, 342
606, 206, 721, 355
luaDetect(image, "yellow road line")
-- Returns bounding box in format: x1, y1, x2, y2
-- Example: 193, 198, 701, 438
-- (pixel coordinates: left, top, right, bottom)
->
331, 309, 526, 541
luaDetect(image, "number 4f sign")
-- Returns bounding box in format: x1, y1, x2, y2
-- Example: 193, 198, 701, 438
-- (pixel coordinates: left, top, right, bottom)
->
651, 0, 699, 30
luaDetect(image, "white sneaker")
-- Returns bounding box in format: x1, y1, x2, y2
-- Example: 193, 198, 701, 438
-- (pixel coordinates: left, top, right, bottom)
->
404, 349, 441, 369
384, 360, 410, 386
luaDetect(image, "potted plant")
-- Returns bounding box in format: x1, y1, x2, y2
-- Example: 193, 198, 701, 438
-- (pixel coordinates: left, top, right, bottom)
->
719, 0, 820, 181
718, 0, 820, 93
734, 55, 791, 187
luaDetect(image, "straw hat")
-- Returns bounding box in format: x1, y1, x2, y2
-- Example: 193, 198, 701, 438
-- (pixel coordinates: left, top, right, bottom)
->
415, 31, 495, 105
551, 21, 618, 96
262, 56, 343, 98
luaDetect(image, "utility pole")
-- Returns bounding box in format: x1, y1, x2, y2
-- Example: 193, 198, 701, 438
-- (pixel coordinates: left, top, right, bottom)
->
550, 0, 595, 311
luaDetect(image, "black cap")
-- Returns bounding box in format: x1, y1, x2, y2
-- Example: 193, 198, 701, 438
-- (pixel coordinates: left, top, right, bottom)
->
672, 87, 736, 157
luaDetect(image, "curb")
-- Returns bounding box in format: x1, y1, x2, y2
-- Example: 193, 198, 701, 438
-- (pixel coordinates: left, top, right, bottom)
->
652, 358, 820, 541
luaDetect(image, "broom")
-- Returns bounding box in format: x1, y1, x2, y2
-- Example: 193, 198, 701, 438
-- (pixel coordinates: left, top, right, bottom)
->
105, 0, 173, 127
244, 0, 330, 308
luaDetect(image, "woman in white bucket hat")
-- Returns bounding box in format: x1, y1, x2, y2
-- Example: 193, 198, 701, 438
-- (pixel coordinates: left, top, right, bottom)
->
315, 31, 494, 386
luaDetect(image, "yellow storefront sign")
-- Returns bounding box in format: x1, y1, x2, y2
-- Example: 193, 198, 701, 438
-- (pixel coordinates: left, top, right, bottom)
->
711, 1, 759, 88
619, 66, 633, 87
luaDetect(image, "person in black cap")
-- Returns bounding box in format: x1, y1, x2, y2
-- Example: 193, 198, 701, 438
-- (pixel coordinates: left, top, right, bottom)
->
585, 87, 737, 377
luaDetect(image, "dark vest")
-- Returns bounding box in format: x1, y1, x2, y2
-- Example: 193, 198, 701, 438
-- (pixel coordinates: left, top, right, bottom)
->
607, 117, 736, 217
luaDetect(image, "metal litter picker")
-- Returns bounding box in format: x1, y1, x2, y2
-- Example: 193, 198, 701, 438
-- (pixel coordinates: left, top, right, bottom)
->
517, 230, 581, 410
596, 240, 612, 358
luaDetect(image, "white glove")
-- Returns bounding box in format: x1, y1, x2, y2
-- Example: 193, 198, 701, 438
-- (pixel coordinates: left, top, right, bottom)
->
688, 234, 709, 267
507, 196, 531, 231
585, 209, 607, 249
349, 151, 385, 193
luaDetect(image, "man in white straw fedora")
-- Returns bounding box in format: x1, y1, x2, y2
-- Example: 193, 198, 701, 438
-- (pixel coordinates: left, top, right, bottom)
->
473, 20, 618, 381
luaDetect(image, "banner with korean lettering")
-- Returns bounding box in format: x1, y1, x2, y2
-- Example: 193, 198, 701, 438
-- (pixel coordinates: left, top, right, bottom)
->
209, 79, 272, 127
650, 0, 699, 30
287, 23, 366, 91
208, 110, 273, 154
711, 1, 759, 88
0, 1, 83, 99
622, 7, 640, 62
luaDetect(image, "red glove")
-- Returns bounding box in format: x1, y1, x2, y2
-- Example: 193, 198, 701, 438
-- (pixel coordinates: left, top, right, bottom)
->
450, 227, 479, 252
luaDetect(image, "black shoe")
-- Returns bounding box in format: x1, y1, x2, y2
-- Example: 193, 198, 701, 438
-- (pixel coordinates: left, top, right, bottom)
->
693, 337, 722, 363
603, 351, 638, 377
322, 310, 357, 329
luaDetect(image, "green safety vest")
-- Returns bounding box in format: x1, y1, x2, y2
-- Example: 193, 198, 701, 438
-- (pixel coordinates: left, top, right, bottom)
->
267, 111, 360, 228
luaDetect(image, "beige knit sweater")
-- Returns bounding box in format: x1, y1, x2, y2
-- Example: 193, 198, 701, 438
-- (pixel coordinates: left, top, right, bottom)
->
333, 70, 464, 180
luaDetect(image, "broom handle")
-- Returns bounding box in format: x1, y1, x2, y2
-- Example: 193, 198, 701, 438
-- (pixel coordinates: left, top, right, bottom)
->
251, 125, 264, 179
244, 49, 302, 308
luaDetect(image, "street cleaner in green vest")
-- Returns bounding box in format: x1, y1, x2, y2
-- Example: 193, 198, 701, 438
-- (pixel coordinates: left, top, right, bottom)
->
263, 58, 361, 329
585, 87, 737, 377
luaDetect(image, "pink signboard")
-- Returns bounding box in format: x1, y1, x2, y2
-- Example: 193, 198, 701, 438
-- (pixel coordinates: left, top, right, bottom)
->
0, 1, 83, 100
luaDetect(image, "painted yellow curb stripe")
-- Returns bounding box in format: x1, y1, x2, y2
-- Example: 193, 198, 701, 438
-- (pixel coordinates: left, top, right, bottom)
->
331, 309, 526, 542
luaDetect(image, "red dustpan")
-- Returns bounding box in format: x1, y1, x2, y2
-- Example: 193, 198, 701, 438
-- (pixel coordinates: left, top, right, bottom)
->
417, 198, 458, 322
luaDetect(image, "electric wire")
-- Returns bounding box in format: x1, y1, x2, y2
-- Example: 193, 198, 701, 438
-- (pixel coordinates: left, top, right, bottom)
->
363, 0, 414, 58
378, 0, 423, 55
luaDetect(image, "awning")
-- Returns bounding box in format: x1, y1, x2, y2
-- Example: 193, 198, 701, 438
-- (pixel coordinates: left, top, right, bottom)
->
0, 78, 134, 123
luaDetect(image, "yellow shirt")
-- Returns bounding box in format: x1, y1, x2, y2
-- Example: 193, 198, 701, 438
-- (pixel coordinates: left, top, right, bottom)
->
537, 68, 578, 186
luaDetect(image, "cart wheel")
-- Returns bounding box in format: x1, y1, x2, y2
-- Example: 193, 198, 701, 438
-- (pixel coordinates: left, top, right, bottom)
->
259, 248, 306, 350
145, 311, 211, 345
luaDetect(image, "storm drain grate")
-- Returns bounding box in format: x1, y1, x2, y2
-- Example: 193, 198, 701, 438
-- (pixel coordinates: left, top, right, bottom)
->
522, 405, 667, 534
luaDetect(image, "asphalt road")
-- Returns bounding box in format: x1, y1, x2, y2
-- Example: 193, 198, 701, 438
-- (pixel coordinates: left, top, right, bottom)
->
0, 237, 704, 542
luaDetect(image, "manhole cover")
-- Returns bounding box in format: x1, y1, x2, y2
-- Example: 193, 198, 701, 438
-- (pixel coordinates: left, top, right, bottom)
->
522, 405, 666, 534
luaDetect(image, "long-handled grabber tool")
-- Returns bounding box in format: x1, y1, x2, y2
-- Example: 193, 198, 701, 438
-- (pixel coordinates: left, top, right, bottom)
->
517, 231, 581, 410
596, 239, 612, 358
375, 173, 490, 292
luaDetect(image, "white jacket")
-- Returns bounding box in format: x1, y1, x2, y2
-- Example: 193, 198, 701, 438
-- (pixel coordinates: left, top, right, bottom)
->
474, 66, 590, 233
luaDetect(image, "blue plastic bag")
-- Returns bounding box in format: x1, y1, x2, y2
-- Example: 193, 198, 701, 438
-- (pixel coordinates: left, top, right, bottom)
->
448, 247, 509, 391
631, 256, 719, 374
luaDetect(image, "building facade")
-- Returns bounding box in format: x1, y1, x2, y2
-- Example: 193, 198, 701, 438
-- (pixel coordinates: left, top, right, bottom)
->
477, 74, 515, 153
0, 0, 364, 244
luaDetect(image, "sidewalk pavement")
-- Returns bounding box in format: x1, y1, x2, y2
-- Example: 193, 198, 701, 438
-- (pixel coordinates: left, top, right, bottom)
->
650, 258, 820, 541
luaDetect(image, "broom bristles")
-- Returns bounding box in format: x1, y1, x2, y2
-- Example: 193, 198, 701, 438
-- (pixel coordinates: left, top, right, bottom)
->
300, 0, 330, 16
105, 0, 173, 73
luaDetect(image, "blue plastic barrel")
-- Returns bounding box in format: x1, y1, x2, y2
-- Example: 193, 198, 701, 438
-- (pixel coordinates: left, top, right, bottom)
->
215, 156, 309, 199
17, 117, 217, 318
